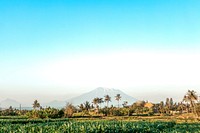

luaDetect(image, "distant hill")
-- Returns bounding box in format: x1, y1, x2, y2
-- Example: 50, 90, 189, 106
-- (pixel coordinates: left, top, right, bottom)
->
0, 98, 21, 108
67, 87, 137, 107
1, 87, 137, 109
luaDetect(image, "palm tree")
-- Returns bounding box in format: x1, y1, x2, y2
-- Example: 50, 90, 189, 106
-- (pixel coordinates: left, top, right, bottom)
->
115, 94, 121, 108
165, 98, 170, 114
78, 103, 85, 116
104, 95, 111, 107
183, 90, 199, 116
170, 98, 173, 108
78, 104, 84, 111
84, 101, 91, 115
84, 101, 91, 111
159, 101, 164, 114
33, 100, 40, 110
93, 97, 99, 109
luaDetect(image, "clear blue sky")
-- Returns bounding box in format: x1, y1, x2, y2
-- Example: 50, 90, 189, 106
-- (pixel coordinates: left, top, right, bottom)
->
0, 0, 200, 104
1, 0, 200, 56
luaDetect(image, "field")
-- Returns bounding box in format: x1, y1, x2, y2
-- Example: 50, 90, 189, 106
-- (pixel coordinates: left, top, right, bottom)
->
1, 117, 200, 133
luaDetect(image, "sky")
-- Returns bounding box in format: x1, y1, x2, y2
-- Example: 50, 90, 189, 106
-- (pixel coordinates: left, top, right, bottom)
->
0, 0, 200, 104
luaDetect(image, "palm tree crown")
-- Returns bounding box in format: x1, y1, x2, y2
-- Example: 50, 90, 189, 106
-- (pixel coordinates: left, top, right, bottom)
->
104, 95, 111, 107
33, 100, 40, 110
183, 90, 199, 116
115, 94, 121, 108
93, 97, 99, 109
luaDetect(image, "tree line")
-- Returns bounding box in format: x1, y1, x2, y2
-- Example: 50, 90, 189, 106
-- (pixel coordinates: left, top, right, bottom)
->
0, 90, 199, 118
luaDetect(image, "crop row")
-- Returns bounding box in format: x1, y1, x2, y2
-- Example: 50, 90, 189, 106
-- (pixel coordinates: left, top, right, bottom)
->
0, 118, 69, 124
0, 120, 200, 133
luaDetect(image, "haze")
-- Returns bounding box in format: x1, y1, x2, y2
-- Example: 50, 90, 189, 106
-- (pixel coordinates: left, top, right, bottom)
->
0, 0, 200, 105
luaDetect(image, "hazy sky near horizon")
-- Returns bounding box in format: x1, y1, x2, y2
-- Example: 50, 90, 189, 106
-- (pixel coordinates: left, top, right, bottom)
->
0, 0, 200, 104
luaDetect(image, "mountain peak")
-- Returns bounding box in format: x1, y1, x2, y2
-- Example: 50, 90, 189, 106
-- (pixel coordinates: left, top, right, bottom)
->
0, 98, 21, 108
95, 87, 119, 92
67, 87, 137, 106
4, 98, 17, 101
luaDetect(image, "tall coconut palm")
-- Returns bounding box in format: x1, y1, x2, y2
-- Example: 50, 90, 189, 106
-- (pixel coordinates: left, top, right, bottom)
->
165, 98, 170, 114
78, 103, 85, 116
92, 97, 99, 109
159, 101, 164, 114
183, 90, 199, 116
78, 104, 84, 111
165, 98, 170, 107
33, 100, 40, 110
104, 95, 111, 107
115, 94, 121, 108
170, 98, 173, 110
84, 101, 91, 111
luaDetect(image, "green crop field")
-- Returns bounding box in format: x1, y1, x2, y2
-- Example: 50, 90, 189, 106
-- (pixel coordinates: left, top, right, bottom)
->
0, 119, 200, 133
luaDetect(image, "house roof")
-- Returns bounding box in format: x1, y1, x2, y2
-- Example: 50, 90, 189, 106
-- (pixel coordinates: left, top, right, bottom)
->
144, 102, 154, 108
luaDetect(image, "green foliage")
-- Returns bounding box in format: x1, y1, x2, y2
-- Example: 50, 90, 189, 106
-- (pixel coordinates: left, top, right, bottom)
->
0, 106, 27, 116
99, 108, 109, 116
0, 116, 28, 119
26, 107, 64, 119
0, 119, 200, 133
111, 108, 129, 116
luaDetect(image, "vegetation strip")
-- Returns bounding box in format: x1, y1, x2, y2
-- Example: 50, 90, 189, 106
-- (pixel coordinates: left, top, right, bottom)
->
0, 120, 200, 133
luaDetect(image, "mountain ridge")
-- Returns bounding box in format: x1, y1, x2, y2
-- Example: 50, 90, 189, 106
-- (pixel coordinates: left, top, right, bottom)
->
0, 87, 137, 108
0, 98, 21, 108
67, 87, 137, 107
